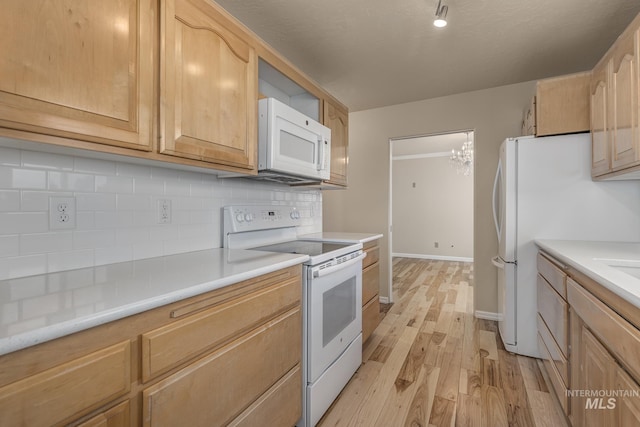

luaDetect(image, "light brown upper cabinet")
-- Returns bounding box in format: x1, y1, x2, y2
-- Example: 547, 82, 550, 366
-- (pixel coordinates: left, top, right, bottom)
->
160, 0, 257, 172
521, 72, 590, 137
591, 13, 640, 179
590, 60, 611, 177
0, 0, 155, 151
610, 28, 638, 171
323, 100, 349, 186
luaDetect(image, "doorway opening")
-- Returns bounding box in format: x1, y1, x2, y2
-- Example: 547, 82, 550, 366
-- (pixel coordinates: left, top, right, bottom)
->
387, 130, 475, 303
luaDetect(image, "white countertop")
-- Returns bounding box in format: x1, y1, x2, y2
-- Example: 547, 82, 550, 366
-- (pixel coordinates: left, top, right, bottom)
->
535, 240, 640, 308
0, 248, 308, 356
299, 232, 383, 244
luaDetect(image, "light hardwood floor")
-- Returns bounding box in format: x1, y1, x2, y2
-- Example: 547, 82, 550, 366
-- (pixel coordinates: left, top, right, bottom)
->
319, 258, 568, 427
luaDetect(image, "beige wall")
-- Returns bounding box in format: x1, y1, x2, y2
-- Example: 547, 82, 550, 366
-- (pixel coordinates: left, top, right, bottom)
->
392, 156, 473, 259
323, 80, 535, 313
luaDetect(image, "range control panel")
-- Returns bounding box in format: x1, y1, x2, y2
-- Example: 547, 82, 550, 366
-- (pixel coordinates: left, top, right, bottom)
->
223, 205, 302, 233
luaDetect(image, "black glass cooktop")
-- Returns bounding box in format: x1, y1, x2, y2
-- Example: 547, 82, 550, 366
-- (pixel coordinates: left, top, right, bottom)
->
253, 240, 352, 257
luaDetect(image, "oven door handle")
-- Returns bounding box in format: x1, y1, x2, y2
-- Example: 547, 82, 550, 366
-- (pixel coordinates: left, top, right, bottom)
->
313, 252, 367, 278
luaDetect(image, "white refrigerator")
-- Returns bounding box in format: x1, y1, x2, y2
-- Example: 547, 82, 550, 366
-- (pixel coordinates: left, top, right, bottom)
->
491, 133, 640, 357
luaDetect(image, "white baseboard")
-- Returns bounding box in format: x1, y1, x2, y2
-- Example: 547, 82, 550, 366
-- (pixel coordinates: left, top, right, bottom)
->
392, 252, 474, 263
379, 296, 390, 304
474, 310, 500, 321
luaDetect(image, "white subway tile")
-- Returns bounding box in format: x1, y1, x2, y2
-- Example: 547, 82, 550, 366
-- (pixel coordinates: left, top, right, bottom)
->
148, 225, 179, 242
95, 246, 133, 265
95, 211, 133, 229
73, 229, 116, 249
20, 232, 73, 255
0, 167, 47, 189
134, 177, 165, 195
0, 190, 20, 211
48, 171, 94, 192
133, 210, 156, 227
132, 242, 164, 260
178, 170, 203, 183
151, 167, 179, 180
22, 151, 74, 171
0, 254, 48, 280
165, 179, 191, 196
72, 286, 103, 306
0, 147, 21, 166
7, 317, 47, 336
0, 212, 48, 234
22, 293, 62, 318
95, 175, 133, 193
190, 181, 214, 198
76, 212, 95, 230
1, 302, 18, 323
163, 236, 213, 255
47, 249, 94, 273
76, 193, 117, 211
189, 210, 214, 224
0, 235, 19, 257
171, 210, 190, 225
116, 162, 151, 178
116, 228, 149, 245
171, 196, 201, 211
117, 194, 151, 210
74, 157, 116, 175
21, 191, 72, 211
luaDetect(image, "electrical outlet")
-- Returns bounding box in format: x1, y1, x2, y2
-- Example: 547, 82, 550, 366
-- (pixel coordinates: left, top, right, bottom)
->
49, 196, 76, 230
158, 199, 171, 224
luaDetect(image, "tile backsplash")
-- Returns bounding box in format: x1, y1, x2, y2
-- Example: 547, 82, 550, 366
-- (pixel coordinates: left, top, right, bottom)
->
0, 145, 322, 280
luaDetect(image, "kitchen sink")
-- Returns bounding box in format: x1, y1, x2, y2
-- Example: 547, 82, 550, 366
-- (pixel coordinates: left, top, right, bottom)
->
594, 258, 640, 280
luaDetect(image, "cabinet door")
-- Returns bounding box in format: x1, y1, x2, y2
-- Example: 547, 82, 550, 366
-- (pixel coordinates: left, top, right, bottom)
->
591, 60, 611, 177
77, 401, 130, 427
613, 365, 640, 425
323, 100, 348, 186
0, 0, 155, 151
579, 327, 616, 427
161, 0, 257, 172
611, 29, 639, 170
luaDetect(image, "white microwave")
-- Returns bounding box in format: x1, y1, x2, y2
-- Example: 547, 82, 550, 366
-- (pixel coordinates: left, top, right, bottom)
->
257, 98, 331, 184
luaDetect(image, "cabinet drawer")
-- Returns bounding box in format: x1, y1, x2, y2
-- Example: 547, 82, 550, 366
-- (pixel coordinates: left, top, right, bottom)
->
142, 307, 301, 427
537, 314, 569, 387
363, 241, 379, 270
229, 365, 301, 427
141, 275, 300, 381
363, 262, 380, 305
538, 333, 569, 415
363, 296, 380, 343
78, 400, 131, 427
537, 274, 568, 356
568, 278, 640, 381
0, 341, 131, 427
537, 252, 567, 298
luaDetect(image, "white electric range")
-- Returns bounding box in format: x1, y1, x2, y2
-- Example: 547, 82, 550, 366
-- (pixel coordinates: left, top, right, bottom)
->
223, 205, 365, 427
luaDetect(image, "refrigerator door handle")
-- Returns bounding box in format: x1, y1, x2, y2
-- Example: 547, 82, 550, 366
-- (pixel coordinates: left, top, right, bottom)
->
492, 159, 502, 241
491, 255, 504, 269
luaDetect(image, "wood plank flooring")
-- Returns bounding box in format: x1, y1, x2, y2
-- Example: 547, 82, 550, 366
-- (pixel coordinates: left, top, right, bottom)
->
318, 258, 568, 427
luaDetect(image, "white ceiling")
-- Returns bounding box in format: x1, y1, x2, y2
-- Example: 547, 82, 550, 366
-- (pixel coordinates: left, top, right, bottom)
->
214, 0, 640, 112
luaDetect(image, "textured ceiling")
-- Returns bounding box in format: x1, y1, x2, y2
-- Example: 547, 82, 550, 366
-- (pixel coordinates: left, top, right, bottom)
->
214, 0, 640, 112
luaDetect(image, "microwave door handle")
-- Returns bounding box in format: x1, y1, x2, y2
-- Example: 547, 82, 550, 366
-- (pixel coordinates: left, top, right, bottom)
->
317, 137, 325, 171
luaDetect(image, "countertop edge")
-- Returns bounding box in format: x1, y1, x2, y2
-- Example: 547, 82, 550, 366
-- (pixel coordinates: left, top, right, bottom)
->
299, 232, 383, 244
0, 254, 308, 356
535, 239, 640, 309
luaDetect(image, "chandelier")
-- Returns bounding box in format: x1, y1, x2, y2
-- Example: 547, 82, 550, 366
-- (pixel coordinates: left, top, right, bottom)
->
449, 132, 473, 176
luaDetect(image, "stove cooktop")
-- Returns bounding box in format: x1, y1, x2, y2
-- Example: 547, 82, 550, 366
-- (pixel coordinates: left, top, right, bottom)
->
253, 240, 353, 257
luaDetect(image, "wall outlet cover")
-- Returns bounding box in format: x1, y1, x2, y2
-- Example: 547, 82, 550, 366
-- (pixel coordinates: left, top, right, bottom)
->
49, 196, 76, 230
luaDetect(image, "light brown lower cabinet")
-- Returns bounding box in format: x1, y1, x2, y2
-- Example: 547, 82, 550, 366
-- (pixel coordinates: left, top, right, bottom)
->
0, 265, 303, 427
362, 239, 381, 344
538, 250, 640, 426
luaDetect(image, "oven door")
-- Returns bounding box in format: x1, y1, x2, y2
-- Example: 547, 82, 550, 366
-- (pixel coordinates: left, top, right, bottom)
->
307, 254, 364, 383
